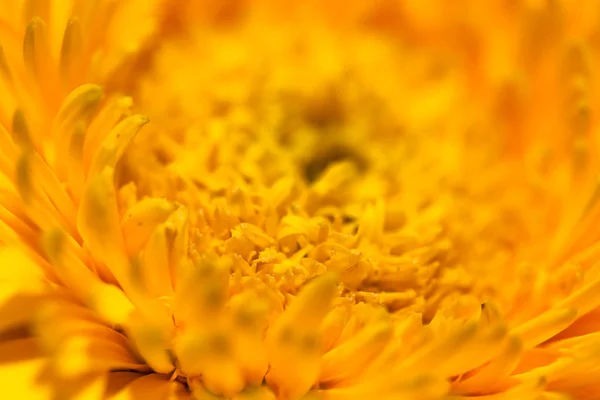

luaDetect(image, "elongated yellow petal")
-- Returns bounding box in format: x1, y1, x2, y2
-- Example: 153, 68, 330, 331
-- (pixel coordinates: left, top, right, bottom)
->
322, 373, 450, 400
228, 291, 269, 385
53, 84, 103, 180
124, 311, 175, 375
11, 109, 34, 151
441, 323, 509, 377
320, 305, 350, 353
26, 148, 78, 232
42, 229, 135, 325
87, 114, 149, 178
22, 16, 58, 107
54, 84, 103, 143
77, 166, 130, 288
453, 380, 546, 400
67, 122, 86, 203
84, 96, 133, 170
174, 327, 245, 396
265, 273, 338, 399
121, 197, 176, 255
512, 307, 578, 349
453, 335, 523, 394
138, 226, 174, 298
34, 299, 130, 354
60, 17, 83, 92
23, 17, 49, 80
401, 320, 478, 375
554, 277, 600, 316
172, 255, 229, 328
15, 151, 69, 233
163, 205, 189, 288
319, 320, 393, 384
53, 335, 147, 378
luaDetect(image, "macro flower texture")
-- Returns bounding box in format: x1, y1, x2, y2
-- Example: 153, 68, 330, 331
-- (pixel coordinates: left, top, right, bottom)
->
3, 0, 600, 399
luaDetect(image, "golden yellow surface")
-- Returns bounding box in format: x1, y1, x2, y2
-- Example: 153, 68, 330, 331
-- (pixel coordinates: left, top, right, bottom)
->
1, 1, 600, 399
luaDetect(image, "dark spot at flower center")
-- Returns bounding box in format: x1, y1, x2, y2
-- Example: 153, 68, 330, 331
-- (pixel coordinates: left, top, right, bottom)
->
303, 87, 344, 129
303, 144, 368, 183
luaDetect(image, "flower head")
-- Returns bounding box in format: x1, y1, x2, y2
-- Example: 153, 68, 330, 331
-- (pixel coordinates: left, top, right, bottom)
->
2, 1, 600, 399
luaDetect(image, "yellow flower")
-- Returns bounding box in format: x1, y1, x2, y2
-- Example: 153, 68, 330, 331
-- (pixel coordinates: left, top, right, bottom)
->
2, 0, 600, 399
